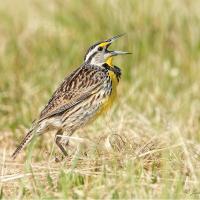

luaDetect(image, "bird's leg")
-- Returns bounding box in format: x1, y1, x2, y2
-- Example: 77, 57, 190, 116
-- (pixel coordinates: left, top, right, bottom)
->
55, 130, 68, 162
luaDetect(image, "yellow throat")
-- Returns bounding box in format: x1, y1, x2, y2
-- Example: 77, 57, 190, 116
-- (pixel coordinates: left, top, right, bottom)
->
106, 57, 113, 66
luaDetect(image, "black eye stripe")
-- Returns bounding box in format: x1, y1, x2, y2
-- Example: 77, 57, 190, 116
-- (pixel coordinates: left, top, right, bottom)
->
84, 41, 101, 61
86, 51, 98, 63
98, 47, 103, 51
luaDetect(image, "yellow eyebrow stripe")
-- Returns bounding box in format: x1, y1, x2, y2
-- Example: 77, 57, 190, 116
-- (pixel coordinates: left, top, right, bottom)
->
99, 42, 109, 47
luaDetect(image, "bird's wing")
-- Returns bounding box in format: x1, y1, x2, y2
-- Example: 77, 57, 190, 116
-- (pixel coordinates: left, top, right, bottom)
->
38, 65, 105, 122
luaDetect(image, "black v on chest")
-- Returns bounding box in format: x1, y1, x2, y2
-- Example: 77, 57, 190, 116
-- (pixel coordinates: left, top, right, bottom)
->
102, 63, 121, 81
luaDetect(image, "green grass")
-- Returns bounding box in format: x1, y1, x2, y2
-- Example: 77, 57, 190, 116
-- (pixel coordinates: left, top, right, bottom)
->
1, 0, 200, 199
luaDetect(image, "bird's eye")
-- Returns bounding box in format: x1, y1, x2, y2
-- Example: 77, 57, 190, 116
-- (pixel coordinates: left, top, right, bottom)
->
98, 46, 103, 51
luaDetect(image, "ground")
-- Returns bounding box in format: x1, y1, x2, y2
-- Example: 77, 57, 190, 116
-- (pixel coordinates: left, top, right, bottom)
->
0, 0, 200, 199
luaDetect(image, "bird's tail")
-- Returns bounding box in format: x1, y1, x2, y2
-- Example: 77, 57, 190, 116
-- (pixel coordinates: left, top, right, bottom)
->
11, 129, 35, 160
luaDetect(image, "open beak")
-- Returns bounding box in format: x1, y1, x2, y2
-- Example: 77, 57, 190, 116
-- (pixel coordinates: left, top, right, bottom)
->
109, 50, 132, 56
104, 34, 132, 56
105, 33, 126, 46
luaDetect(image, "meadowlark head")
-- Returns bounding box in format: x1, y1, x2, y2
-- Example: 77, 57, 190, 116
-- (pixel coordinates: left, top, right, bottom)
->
84, 34, 131, 66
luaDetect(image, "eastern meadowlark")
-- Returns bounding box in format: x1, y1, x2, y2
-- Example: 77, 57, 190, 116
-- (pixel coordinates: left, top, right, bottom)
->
12, 34, 130, 159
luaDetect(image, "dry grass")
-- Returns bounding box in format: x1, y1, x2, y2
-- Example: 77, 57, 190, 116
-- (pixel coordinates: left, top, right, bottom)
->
1, 107, 200, 198
1, 0, 200, 198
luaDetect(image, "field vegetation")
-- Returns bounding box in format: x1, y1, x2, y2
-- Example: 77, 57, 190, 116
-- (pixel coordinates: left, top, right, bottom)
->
0, 0, 200, 198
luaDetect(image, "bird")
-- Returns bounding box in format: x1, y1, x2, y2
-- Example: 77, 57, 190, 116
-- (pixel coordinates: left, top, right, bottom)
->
12, 34, 131, 160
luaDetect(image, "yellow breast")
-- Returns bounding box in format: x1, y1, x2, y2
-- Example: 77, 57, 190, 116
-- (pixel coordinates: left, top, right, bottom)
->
101, 71, 118, 111
97, 58, 119, 116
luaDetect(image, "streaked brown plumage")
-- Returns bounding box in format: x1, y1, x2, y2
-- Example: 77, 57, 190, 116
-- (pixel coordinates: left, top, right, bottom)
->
12, 34, 130, 159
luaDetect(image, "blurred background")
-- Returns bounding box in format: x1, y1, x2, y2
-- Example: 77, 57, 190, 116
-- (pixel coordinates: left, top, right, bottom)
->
0, 0, 200, 198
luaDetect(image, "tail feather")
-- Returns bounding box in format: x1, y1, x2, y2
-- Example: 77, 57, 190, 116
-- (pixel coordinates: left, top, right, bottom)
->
12, 129, 34, 159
